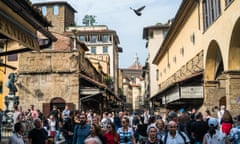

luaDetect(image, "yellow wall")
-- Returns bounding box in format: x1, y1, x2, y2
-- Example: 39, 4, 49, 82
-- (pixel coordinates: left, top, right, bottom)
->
156, 0, 240, 84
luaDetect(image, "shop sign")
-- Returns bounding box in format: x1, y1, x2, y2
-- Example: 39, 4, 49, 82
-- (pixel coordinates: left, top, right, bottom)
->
0, 13, 39, 50
162, 88, 179, 104
180, 86, 203, 98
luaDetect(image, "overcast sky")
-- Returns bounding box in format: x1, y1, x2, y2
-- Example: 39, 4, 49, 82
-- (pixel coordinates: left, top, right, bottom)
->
31, 0, 182, 68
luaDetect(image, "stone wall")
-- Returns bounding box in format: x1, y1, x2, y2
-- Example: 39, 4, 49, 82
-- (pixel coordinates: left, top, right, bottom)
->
17, 52, 80, 111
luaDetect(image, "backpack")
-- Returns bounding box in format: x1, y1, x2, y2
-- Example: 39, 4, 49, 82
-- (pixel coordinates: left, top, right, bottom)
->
163, 130, 187, 144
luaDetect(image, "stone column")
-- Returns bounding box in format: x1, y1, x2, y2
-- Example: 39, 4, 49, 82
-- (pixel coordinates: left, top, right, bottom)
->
203, 80, 226, 116
224, 71, 240, 116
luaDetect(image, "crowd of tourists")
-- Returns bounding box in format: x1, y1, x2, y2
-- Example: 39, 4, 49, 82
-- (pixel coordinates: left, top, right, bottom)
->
1, 104, 240, 144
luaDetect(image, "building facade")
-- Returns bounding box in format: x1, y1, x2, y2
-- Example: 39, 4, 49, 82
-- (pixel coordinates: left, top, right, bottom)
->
34, 2, 122, 97
0, 1, 121, 114
120, 56, 144, 112
151, 0, 240, 116
0, 0, 56, 109
142, 22, 171, 111
66, 25, 121, 96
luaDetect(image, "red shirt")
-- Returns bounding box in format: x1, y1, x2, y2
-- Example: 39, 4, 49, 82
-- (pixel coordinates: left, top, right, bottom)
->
104, 132, 120, 144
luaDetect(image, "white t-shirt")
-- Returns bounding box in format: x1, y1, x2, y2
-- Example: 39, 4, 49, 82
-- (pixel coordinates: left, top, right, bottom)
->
161, 131, 190, 144
203, 130, 226, 144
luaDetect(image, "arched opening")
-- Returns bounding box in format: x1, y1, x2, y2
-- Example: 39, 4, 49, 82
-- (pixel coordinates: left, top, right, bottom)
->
50, 97, 66, 111
229, 17, 240, 70
205, 40, 224, 81
219, 96, 226, 108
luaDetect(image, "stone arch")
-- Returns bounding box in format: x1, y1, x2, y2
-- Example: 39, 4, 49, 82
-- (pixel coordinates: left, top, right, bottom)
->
205, 40, 224, 81
229, 17, 240, 70
50, 97, 66, 111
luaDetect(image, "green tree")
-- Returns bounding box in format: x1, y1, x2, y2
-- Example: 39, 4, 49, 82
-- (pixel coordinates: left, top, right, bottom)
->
82, 15, 97, 26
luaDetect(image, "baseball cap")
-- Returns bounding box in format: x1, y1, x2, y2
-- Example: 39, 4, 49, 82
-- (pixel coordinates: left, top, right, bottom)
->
208, 117, 218, 127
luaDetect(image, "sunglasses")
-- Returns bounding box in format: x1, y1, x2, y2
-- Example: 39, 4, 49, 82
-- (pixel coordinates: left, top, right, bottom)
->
107, 126, 112, 128
169, 126, 177, 128
122, 121, 126, 123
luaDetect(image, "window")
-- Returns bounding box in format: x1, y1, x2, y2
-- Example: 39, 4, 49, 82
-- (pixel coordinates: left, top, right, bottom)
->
102, 35, 109, 43
0, 81, 2, 93
156, 69, 159, 80
225, 0, 233, 7
91, 47, 96, 54
163, 30, 168, 39
103, 46, 108, 53
173, 56, 177, 63
180, 47, 184, 56
90, 35, 97, 43
53, 5, 59, 15
8, 54, 18, 61
42, 6, 47, 16
202, 0, 221, 30
79, 35, 86, 41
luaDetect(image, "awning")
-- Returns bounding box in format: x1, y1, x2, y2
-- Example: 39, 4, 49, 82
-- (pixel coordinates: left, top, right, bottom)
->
149, 71, 203, 100
79, 73, 121, 101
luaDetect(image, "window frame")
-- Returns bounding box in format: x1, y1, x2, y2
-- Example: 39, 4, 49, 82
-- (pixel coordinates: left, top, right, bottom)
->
53, 5, 59, 15
102, 46, 108, 53
42, 6, 47, 16
91, 47, 96, 54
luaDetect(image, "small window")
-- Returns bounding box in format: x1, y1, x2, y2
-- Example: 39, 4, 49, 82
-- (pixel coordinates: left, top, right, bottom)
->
102, 35, 109, 43
163, 30, 168, 39
173, 56, 177, 63
156, 69, 159, 80
180, 47, 184, 56
42, 6, 47, 16
190, 33, 195, 45
0, 81, 2, 93
90, 35, 97, 43
53, 5, 59, 15
225, 0, 233, 7
79, 35, 85, 41
103, 46, 108, 53
91, 47, 96, 54
8, 54, 18, 61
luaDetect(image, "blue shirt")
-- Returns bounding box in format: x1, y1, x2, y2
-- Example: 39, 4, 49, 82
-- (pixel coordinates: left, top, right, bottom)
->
72, 124, 90, 144
228, 126, 240, 144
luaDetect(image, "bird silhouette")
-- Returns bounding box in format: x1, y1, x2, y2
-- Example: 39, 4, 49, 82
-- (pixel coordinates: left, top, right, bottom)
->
130, 5, 146, 16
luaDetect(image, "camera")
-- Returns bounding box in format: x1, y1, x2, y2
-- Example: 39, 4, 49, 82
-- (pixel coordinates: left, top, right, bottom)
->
124, 136, 129, 142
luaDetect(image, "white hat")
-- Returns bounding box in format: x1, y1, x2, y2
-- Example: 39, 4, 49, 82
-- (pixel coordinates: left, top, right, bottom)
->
208, 117, 218, 127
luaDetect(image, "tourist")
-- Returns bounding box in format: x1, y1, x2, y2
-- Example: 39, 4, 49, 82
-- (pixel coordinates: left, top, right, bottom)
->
202, 117, 226, 144
28, 118, 48, 144
104, 122, 120, 144
117, 117, 136, 144
72, 113, 91, 144
9, 122, 25, 144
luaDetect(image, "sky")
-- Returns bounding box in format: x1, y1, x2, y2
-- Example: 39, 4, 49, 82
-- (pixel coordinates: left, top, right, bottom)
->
31, 0, 182, 68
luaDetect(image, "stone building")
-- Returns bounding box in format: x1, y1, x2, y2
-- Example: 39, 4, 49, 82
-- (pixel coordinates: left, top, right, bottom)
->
120, 55, 144, 112
150, 0, 240, 116
0, 0, 56, 109
34, 1, 122, 99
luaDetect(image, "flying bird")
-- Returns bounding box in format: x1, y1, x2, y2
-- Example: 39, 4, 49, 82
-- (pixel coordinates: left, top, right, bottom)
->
130, 5, 146, 16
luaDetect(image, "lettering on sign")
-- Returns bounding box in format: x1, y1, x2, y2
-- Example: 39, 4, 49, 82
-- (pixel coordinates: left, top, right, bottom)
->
0, 15, 39, 50
180, 86, 203, 99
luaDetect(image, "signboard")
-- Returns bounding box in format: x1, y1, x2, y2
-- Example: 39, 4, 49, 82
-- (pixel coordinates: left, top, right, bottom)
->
162, 88, 179, 104
180, 86, 203, 99
0, 12, 39, 50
